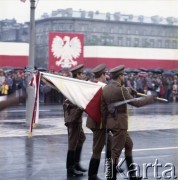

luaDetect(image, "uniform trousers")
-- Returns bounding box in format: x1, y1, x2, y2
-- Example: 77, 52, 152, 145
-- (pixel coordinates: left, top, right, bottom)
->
110, 128, 133, 164
91, 129, 111, 159
67, 122, 86, 150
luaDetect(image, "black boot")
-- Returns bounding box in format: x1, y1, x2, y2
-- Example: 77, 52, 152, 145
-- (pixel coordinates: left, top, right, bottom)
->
89, 175, 103, 180
88, 158, 103, 180
125, 156, 142, 180
75, 146, 87, 172
66, 150, 83, 177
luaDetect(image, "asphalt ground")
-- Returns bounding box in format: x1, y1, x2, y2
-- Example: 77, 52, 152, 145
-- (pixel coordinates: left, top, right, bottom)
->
0, 103, 178, 180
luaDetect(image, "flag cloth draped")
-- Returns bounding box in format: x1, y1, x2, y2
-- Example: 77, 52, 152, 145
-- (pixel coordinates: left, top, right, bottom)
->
42, 72, 106, 122
29, 71, 106, 134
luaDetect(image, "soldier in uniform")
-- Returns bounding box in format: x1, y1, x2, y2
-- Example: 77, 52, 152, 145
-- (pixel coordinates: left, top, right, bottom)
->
86, 64, 111, 180
101, 65, 156, 180
63, 64, 87, 177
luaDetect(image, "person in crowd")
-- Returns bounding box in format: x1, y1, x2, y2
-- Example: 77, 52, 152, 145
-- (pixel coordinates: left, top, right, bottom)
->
0, 69, 6, 95
136, 76, 145, 94
86, 64, 111, 180
163, 76, 173, 101
5, 75, 13, 95
1, 80, 9, 95
63, 64, 87, 177
172, 79, 178, 102
101, 65, 157, 180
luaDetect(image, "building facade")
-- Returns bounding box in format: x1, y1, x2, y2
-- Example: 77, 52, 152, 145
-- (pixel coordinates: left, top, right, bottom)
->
1, 8, 178, 68
0, 19, 28, 42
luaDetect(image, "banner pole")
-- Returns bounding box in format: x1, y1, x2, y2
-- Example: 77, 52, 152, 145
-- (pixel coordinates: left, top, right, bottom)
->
26, 0, 36, 125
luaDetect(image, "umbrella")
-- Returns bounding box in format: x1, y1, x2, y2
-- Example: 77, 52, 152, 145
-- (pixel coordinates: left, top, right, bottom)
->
147, 68, 155, 73
125, 68, 140, 73
171, 69, 178, 75
125, 68, 134, 73
153, 68, 164, 74
138, 68, 148, 72
138, 71, 148, 77
132, 69, 140, 73
163, 70, 173, 76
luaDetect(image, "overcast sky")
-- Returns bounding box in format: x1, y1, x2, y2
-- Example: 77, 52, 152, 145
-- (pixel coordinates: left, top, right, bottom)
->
0, 0, 178, 23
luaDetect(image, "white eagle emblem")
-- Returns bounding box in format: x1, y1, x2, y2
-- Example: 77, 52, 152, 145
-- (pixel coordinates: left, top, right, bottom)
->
51, 35, 82, 68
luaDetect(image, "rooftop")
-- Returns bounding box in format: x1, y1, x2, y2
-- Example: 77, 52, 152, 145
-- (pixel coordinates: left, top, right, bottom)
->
39, 8, 178, 26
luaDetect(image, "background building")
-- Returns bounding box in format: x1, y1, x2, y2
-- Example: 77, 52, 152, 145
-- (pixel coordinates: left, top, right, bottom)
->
0, 8, 178, 69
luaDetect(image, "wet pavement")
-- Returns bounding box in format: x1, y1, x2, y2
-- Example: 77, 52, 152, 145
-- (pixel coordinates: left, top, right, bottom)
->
0, 102, 178, 180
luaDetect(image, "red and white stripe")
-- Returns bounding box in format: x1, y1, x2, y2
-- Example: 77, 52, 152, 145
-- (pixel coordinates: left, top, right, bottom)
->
0, 42, 29, 68
84, 46, 178, 70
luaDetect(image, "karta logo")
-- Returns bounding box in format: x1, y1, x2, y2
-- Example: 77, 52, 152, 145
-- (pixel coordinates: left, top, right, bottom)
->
49, 32, 84, 71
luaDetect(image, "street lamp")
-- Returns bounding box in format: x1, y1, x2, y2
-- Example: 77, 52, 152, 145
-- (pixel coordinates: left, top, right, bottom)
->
26, 0, 36, 125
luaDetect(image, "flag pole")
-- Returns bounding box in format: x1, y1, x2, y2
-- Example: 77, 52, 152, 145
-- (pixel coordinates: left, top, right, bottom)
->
26, 0, 36, 126
137, 92, 168, 102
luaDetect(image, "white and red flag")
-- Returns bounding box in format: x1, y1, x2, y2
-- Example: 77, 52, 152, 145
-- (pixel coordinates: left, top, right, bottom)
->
20, 0, 27, 2
29, 71, 106, 134
42, 72, 106, 122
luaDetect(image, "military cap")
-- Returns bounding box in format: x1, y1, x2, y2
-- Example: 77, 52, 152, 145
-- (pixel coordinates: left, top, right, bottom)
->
70, 64, 84, 74
91, 64, 106, 76
109, 65, 125, 75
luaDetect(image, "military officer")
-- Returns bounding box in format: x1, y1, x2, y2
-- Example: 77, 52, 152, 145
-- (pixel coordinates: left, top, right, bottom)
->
63, 64, 87, 177
86, 64, 111, 180
101, 65, 156, 180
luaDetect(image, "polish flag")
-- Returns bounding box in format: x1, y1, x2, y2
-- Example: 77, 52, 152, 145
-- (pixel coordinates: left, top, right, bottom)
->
42, 72, 106, 124
29, 72, 41, 134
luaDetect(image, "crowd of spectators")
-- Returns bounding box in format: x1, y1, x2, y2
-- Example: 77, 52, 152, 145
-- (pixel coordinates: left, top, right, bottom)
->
0, 67, 178, 104
0, 68, 26, 97
125, 72, 178, 102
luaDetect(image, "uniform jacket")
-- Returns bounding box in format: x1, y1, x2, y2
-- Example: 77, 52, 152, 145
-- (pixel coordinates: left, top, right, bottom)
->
101, 81, 154, 130
86, 115, 105, 130
63, 99, 83, 126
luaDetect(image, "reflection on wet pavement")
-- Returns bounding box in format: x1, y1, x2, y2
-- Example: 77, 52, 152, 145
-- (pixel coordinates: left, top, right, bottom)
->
0, 103, 178, 179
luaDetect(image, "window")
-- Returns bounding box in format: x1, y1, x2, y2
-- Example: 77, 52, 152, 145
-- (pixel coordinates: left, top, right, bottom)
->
134, 38, 139, 47
58, 24, 64, 31
126, 38, 131, 46
157, 40, 162, 48
150, 39, 155, 47
93, 27, 96, 32
118, 28, 123, 34
110, 28, 113, 33
118, 37, 123, 46
135, 30, 139, 35
172, 40, 177, 49
142, 38, 149, 47
165, 40, 170, 48
143, 30, 147, 35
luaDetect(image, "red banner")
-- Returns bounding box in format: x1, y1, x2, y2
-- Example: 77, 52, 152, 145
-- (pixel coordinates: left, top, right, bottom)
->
48, 32, 84, 72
